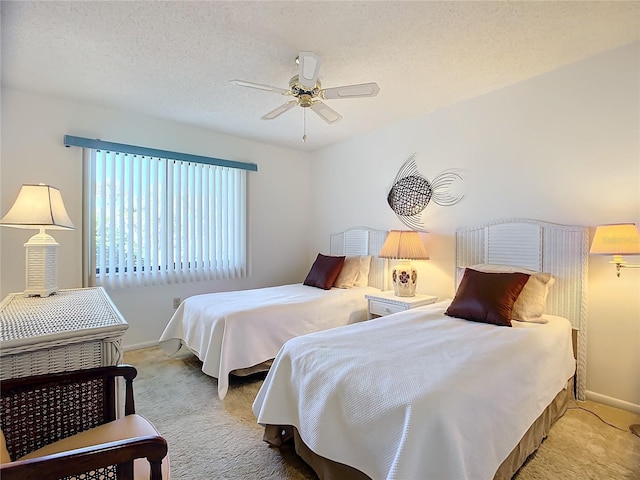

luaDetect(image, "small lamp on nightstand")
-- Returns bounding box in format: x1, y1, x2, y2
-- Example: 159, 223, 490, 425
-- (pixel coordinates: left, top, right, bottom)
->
379, 230, 429, 297
0, 184, 75, 297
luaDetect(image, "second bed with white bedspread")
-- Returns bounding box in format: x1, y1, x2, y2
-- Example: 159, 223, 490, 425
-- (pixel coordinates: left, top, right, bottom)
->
159, 283, 381, 399
253, 300, 576, 480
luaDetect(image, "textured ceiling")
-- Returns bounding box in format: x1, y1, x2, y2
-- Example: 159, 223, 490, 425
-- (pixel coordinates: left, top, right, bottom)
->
2, 1, 639, 152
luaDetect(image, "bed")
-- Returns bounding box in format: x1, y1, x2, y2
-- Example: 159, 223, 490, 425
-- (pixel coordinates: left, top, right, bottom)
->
158, 227, 389, 399
252, 218, 588, 480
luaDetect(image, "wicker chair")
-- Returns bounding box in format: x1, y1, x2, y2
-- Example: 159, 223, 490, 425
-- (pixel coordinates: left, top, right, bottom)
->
0, 365, 169, 480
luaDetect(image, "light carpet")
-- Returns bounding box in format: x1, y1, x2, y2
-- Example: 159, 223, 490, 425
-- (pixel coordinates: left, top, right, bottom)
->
125, 347, 640, 480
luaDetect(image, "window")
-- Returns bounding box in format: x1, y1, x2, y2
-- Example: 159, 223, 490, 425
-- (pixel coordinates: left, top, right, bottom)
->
70, 137, 256, 288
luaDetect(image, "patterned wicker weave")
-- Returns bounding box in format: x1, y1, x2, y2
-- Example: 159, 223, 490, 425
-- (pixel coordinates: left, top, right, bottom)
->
0, 365, 166, 480
1, 288, 124, 341
0, 288, 128, 382
1, 375, 113, 460
2, 342, 105, 379
67, 466, 118, 479
4, 374, 119, 480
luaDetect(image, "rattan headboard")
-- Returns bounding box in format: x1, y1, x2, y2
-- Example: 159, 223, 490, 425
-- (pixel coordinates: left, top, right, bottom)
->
455, 218, 588, 400
329, 227, 389, 291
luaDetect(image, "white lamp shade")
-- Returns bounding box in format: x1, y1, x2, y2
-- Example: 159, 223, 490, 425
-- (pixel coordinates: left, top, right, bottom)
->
378, 230, 429, 260
589, 224, 640, 255
379, 230, 428, 297
0, 184, 75, 230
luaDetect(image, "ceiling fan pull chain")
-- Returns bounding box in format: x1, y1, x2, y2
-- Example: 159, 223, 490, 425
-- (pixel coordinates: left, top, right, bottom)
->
302, 108, 307, 142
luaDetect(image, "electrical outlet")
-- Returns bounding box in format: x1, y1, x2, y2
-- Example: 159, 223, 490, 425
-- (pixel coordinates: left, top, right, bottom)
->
173, 298, 181, 309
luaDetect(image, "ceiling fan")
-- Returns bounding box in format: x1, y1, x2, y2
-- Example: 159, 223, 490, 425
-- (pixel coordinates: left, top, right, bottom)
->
230, 51, 380, 141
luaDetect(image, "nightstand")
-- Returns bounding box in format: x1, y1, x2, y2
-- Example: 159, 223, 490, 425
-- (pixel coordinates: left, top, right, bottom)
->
365, 291, 438, 319
0, 287, 128, 380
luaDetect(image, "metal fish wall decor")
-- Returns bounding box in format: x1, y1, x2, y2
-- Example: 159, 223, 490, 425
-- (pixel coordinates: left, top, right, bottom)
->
387, 153, 464, 231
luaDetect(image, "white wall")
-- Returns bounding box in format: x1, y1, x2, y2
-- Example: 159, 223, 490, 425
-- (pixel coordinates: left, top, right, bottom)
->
2, 42, 638, 412
0, 89, 313, 348
310, 43, 640, 411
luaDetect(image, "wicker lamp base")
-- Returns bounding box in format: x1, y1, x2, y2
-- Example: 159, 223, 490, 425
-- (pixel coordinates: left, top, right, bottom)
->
23, 231, 59, 297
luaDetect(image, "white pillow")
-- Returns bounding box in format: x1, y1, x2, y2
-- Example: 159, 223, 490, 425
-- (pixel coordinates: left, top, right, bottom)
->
466, 264, 555, 324
354, 255, 372, 287
333, 256, 361, 288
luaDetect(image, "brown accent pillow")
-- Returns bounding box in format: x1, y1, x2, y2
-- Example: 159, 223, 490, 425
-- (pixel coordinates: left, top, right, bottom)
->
445, 268, 530, 327
303, 254, 346, 290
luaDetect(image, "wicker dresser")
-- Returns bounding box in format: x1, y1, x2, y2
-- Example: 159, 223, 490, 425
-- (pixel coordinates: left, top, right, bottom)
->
0, 287, 128, 380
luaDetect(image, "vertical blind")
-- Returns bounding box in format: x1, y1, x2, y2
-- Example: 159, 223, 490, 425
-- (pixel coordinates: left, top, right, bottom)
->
84, 149, 247, 288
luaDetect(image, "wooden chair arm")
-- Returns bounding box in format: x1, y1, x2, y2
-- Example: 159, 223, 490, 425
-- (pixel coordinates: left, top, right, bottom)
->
1, 365, 138, 415
0, 434, 168, 480
0, 365, 137, 389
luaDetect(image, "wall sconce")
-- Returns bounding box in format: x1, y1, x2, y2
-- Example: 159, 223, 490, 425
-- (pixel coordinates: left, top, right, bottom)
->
590, 223, 640, 438
0, 184, 75, 296
589, 223, 640, 277
378, 230, 429, 297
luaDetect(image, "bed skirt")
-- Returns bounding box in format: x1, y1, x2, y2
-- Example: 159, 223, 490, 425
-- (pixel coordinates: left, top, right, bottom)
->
263, 377, 574, 480
230, 360, 273, 377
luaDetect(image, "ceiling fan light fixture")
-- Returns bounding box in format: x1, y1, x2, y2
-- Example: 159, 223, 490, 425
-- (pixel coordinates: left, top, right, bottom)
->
231, 50, 379, 138
289, 75, 322, 97
298, 94, 313, 108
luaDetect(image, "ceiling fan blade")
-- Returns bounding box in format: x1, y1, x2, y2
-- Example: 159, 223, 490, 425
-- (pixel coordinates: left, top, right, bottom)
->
230, 79, 289, 95
310, 101, 342, 124
261, 100, 298, 120
322, 82, 380, 99
298, 51, 322, 89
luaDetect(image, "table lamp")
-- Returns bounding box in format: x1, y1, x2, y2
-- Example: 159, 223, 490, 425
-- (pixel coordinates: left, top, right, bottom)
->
379, 230, 429, 297
0, 184, 75, 296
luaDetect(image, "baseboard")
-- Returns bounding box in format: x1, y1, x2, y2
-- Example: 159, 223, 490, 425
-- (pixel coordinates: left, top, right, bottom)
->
123, 340, 159, 352
586, 390, 640, 415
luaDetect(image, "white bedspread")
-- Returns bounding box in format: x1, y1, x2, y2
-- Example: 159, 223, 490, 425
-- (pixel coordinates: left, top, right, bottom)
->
159, 284, 380, 399
253, 300, 575, 480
